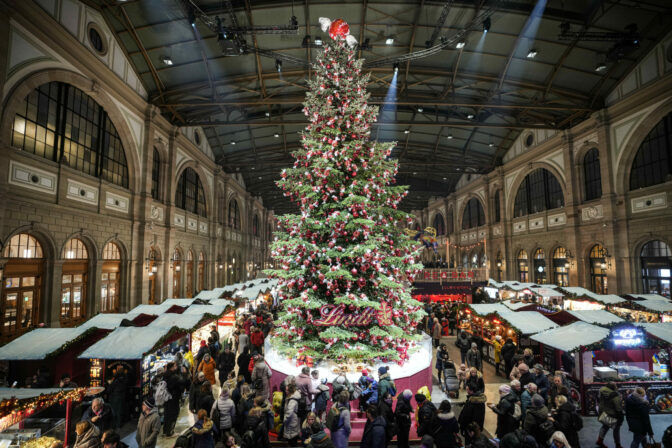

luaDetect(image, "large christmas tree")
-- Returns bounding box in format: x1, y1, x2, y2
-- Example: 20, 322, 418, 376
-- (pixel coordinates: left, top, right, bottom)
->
266, 18, 426, 365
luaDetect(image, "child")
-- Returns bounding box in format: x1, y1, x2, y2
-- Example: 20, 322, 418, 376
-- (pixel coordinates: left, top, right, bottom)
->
310, 370, 321, 410
314, 378, 330, 421
457, 363, 468, 390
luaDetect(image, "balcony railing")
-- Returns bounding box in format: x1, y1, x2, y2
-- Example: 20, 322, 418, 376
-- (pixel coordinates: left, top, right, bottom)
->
416, 268, 489, 282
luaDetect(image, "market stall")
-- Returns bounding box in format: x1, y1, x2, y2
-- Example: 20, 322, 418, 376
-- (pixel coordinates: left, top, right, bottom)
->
566, 310, 625, 326
457, 303, 510, 338
558, 286, 626, 310
612, 294, 672, 323
181, 304, 231, 354
486, 280, 555, 301
128, 303, 174, 315
531, 322, 672, 415
79, 313, 140, 330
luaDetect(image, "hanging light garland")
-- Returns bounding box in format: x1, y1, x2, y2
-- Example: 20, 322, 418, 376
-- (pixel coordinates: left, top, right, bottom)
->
0, 388, 87, 432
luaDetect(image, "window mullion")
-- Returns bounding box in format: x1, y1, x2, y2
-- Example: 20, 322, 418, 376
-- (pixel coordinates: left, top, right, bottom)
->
56, 84, 69, 163
95, 110, 106, 178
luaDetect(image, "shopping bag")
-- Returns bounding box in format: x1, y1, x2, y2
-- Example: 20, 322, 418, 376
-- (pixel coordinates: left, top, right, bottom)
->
644, 436, 661, 448
598, 412, 617, 428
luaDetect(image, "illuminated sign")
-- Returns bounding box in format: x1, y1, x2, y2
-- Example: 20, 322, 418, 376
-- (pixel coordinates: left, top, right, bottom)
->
611, 327, 645, 347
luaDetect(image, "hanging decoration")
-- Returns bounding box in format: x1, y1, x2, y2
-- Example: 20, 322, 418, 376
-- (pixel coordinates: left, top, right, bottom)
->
0, 388, 87, 432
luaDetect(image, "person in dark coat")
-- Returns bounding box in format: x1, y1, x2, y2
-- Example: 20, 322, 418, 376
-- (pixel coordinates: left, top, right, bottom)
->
532, 364, 550, 402
466, 343, 482, 371
360, 404, 387, 448
394, 390, 413, 448
596, 382, 624, 448
377, 392, 396, 444
458, 386, 486, 445
307, 421, 334, 448
415, 393, 437, 438
198, 382, 215, 417
237, 347, 252, 384
106, 368, 127, 430
436, 344, 449, 389
488, 385, 519, 439
466, 422, 495, 448
81, 398, 113, 433
195, 340, 209, 369
456, 332, 471, 364
189, 372, 206, 414
523, 394, 550, 446
465, 368, 485, 395
429, 400, 460, 448
217, 347, 236, 385
518, 364, 534, 389
553, 394, 581, 448
163, 362, 184, 436
191, 409, 217, 448
561, 351, 575, 375
501, 339, 517, 380
626, 387, 654, 448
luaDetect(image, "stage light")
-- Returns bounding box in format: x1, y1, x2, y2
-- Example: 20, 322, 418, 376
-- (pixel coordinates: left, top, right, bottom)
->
161, 56, 173, 66
274, 132, 280, 138
393, 63, 399, 73
413, 172, 417, 175
527, 48, 538, 58
447, 134, 453, 139
265, 111, 270, 117
467, 113, 475, 119
483, 17, 491, 33
315, 37, 323, 46
188, 9, 196, 27
443, 177, 447, 180
230, 141, 236, 145
489, 141, 494, 147
595, 62, 607, 72
386, 37, 395, 45
417, 107, 424, 112
404, 129, 410, 134
275, 59, 282, 72
456, 41, 466, 49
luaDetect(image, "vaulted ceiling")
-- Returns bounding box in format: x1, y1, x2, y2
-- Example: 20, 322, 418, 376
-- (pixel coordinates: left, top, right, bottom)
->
89, 0, 672, 214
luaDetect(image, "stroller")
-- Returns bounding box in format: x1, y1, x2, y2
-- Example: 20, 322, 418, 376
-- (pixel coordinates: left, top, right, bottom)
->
442, 361, 460, 398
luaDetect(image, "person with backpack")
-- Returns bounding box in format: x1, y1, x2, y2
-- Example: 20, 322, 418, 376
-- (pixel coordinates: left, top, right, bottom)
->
662, 424, 672, 448
596, 382, 624, 448
377, 366, 396, 399
314, 378, 330, 422
500, 427, 538, 448
625, 387, 653, 448
523, 394, 553, 446
377, 392, 397, 444
331, 374, 353, 401
211, 387, 236, 439
362, 376, 379, 408
457, 332, 471, 364
458, 385, 486, 445
552, 394, 581, 448
296, 367, 318, 421
360, 404, 387, 448
191, 409, 217, 448
415, 391, 437, 438
429, 400, 460, 448
394, 390, 413, 448
329, 390, 352, 448
251, 355, 272, 400
283, 383, 302, 446
240, 404, 270, 448
488, 384, 520, 439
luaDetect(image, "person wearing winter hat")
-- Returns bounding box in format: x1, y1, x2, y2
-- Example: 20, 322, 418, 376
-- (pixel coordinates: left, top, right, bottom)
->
518, 363, 534, 389
489, 384, 519, 438
395, 390, 413, 448
415, 392, 437, 438
550, 431, 572, 448
533, 364, 550, 401
136, 398, 160, 448
377, 366, 395, 400
523, 394, 550, 446
467, 342, 482, 371
626, 387, 653, 448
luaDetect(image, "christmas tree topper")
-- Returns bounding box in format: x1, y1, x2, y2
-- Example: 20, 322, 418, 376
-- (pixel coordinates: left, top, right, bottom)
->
319, 17, 358, 47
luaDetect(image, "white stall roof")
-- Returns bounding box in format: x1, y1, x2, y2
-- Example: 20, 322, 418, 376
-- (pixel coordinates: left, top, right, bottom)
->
530, 321, 609, 352
629, 294, 670, 302
562, 287, 626, 305
499, 311, 559, 335
162, 298, 198, 307
234, 285, 270, 300
207, 299, 235, 308
194, 289, 227, 300
148, 313, 207, 330
502, 300, 535, 310
638, 323, 672, 344
79, 313, 140, 330
129, 303, 172, 315
469, 304, 511, 316
183, 304, 228, 316
0, 327, 92, 360
0, 387, 76, 401
79, 327, 176, 359
567, 310, 624, 325
487, 280, 555, 291
627, 298, 672, 313
528, 287, 564, 297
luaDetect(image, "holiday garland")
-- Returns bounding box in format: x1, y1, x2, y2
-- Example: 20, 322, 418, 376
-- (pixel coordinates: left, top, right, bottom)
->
265, 19, 426, 364
0, 388, 87, 432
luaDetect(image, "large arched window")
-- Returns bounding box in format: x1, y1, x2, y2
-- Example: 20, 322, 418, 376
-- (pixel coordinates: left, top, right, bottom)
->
11, 82, 129, 187
640, 240, 671, 297
151, 148, 161, 201
2, 234, 44, 339
630, 112, 672, 190
175, 168, 207, 217
584, 148, 602, 201
494, 190, 501, 223
534, 248, 547, 284
589, 245, 608, 294
253, 215, 260, 237
513, 169, 564, 217
433, 213, 445, 236
61, 238, 88, 325
552, 247, 569, 287
447, 208, 454, 235
462, 198, 485, 230
101, 242, 121, 313
517, 250, 529, 283
228, 199, 240, 230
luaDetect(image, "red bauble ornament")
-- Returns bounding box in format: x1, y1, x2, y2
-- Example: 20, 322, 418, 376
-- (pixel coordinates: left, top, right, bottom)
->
329, 19, 350, 40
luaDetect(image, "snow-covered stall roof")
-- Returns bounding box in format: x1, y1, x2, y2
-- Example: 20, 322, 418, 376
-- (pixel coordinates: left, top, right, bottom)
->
567, 310, 624, 325
79, 313, 140, 330
129, 303, 172, 315
194, 289, 228, 300
162, 298, 198, 307
638, 323, 672, 344
487, 280, 555, 291
561, 287, 626, 305
234, 284, 270, 301
498, 311, 559, 335
469, 304, 511, 316
502, 300, 535, 310
0, 327, 93, 360
530, 321, 610, 352
528, 287, 563, 297
629, 294, 670, 301
0, 387, 76, 401
207, 299, 235, 308
79, 327, 178, 360
626, 297, 672, 313
148, 313, 207, 330
183, 304, 228, 317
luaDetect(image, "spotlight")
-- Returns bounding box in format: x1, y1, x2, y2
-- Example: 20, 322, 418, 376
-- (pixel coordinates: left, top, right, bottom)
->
315, 37, 323, 46
274, 132, 280, 138
393, 63, 399, 73
230, 141, 236, 145
417, 107, 424, 113
447, 134, 453, 139
161, 56, 174, 66
483, 17, 491, 33
467, 114, 475, 119
386, 37, 395, 45
456, 41, 466, 49
404, 129, 410, 134
265, 111, 270, 117
595, 62, 607, 72
489, 142, 494, 147
527, 49, 538, 59
443, 177, 447, 180
275, 59, 282, 72
188, 9, 196, 27
412, 172, 417, 175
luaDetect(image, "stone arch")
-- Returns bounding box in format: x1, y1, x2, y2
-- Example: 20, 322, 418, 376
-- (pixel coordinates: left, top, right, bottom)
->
0, 69, 141, 192
59, 231, 99, 261
1, 225, 57, 261
100, 236, 129, 262
615, 101, 672, 196
458, 195, 487, 230
506, 162, 567, 220
173, 162, 213, 217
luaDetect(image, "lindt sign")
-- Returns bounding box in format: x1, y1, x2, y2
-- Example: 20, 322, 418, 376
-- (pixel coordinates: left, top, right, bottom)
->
313, 303, 393, 326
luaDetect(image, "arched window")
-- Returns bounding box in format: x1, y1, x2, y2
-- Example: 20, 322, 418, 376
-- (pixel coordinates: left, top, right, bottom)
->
253, 215, 260, 237
61, 238, 88, 325
584, 148, 602, 201
589, 245, 608, 294
2, 234, 44, 338
186, 250, 194, 298
175, 168, 207, 217
198, 252, 205, 293
513, 169, 564, 218
552, 247, 569, 287
172, 248, 182, 298
11, 82, 129, 187
640, 241, 671, 297
447, 208, 454, 234
534, 248, 546, 284
630, 112, 672, 190
151, 148, 161, 201
228, 199, 240, 230
101, 242, 121, 313
517, 250, 528, 283
433, 213, 445, 236
494, 190, 501, 223
462, 198, 485, 230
